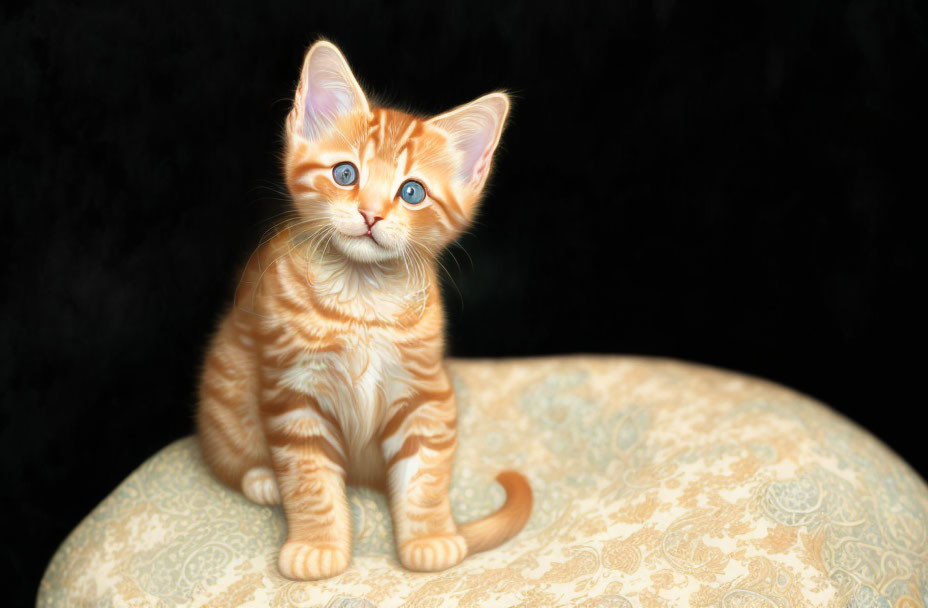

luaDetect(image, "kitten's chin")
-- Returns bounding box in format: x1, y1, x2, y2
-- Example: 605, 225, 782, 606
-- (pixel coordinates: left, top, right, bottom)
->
331, 232, 400, 264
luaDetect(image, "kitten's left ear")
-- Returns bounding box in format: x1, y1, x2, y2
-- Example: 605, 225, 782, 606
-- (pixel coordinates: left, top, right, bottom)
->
428, 92, 510, 191
288, 40, 370, 141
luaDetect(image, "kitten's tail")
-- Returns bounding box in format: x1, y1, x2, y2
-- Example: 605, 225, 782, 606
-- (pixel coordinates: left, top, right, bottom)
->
458, 471, 533, 555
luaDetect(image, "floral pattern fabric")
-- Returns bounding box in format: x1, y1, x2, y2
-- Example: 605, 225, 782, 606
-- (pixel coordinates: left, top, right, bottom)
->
38, 356, 928, 607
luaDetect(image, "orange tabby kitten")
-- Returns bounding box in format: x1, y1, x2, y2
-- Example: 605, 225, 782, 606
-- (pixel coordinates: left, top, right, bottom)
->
195, 40, 532, 581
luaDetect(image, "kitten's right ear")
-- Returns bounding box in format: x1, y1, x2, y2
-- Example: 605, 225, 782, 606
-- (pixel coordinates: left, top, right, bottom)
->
428, 92, 510, 192
287, 41, 370, 141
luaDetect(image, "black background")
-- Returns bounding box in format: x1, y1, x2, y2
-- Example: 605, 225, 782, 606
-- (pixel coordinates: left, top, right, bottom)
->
3, 0, 927, 602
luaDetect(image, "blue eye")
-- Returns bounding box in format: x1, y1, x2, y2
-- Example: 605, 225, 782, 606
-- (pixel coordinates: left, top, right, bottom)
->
332, 162, 358, 186
399, 180, 426, 205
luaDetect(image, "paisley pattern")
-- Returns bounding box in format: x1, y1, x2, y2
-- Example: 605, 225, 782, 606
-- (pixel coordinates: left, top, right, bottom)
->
38, 357, 928, 607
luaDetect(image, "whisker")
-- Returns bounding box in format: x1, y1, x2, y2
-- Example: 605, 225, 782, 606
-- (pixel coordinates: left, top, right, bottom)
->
236, 219, 333, 314
405, 232, 462, 310
450, 241, 476, 271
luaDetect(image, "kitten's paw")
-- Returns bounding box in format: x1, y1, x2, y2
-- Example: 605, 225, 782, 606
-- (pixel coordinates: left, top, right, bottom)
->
398, 533, 467, 572
277, 540, 350, 580
241, 467, 280, 505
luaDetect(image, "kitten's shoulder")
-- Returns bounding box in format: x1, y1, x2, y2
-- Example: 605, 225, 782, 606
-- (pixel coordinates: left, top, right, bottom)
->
232, 230, 300, 315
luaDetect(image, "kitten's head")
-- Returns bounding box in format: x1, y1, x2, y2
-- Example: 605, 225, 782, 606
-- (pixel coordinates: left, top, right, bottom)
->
284, 41, 509, 265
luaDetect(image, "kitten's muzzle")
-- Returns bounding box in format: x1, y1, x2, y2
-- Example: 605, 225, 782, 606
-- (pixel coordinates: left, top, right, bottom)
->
359, 209, 383, 233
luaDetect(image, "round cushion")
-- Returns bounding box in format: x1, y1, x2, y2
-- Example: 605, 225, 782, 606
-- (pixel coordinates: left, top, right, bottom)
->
38, 357, 928, 607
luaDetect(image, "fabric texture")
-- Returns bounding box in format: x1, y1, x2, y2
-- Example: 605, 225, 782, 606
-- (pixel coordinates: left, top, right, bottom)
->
38, 356, 928, 607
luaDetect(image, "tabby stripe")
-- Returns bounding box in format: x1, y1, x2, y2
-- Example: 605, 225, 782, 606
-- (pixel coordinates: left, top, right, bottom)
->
292, 160, 329, 174
396, 121, 424, 175
258, 395, 339, 432
289, 181, 318, 195
301, 287, 351, 323
258, 325, 288, 343
260, 321, 339, 354
395, 119, 418, 149
398, 348, 440, 369
205, 353, 239, 382
441, 205, 468, 232
370, 109, 386, 148
267, 409, 346, 462
200, 404, 246, 455
380, 388, 454, 440
305, 396, 342, 432
387, 434, 456, 468
267, 430, 347, 471
200, 379, 236, 408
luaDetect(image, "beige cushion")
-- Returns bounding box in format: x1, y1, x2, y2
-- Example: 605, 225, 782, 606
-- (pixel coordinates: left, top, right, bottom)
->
38, 356, 928, 607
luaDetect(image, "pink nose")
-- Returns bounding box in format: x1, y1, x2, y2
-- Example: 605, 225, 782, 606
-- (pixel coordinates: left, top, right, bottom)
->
359, 210, 383, 228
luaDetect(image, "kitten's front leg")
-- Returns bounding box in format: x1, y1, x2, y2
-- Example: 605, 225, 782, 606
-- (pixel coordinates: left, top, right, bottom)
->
381, 384, 466, 572
262, 388, 351, 580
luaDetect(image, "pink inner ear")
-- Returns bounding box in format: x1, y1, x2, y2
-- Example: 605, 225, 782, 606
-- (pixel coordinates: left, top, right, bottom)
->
303, 85, 349, 139
295, 45, 367, 141
460, 122, 496, 184
471, 140, 495, 185
431, 95, 507, 187
305, 85, 344, 123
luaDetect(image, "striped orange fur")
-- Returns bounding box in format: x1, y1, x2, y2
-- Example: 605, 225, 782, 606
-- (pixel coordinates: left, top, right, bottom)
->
195, 40, 531, 580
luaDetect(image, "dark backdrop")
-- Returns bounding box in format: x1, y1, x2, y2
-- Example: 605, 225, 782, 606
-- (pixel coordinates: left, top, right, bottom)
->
3, 0, 926, 601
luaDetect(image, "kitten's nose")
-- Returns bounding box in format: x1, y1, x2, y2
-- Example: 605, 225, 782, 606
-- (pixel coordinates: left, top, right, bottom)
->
359, 210, 383, 228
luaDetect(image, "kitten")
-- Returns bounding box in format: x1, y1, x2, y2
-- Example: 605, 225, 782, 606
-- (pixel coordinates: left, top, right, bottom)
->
196, 40, 531, 581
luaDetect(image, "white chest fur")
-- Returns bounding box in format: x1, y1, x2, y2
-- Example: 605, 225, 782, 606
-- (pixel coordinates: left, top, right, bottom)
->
272, 255, 426, 472
279, 328, 413, 448
311, 255, 428, 323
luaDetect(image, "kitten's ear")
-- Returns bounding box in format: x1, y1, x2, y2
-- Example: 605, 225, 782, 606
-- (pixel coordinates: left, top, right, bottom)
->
288, 41, 370, 141
428, 92, 510, 190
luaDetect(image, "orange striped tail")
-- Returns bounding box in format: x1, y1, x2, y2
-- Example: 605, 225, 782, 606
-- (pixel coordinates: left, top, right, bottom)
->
458, 471, 533, 555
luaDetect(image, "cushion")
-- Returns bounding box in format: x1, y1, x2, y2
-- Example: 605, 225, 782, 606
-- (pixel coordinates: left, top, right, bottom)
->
38, 356, 928, 607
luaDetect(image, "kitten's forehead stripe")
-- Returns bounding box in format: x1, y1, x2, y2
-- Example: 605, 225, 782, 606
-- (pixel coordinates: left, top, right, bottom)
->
395, 121, 420, 156
361, 139, 377, 171
369, 109, 386, 148
399, 123, 427, 177
396, 149, 409, 179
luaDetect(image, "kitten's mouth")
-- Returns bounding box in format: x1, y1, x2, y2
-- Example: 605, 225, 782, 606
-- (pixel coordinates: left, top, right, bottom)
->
340, 229, 385, 248
363, 232, 385, 247
331, 228, 397, 263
